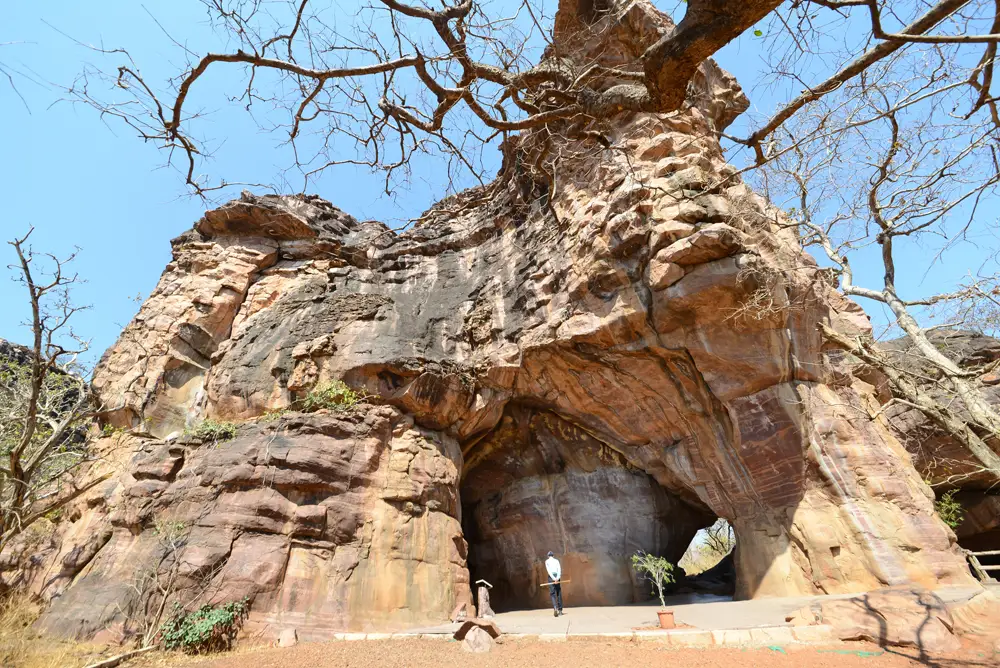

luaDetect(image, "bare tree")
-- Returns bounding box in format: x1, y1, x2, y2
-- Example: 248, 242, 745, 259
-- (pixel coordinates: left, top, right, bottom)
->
0, 230, 109, 555
62, 0, 784, 198
747, 34, 1000, 476
1, 40, 38, 113
119, 520, 189, 649
55, 1, 1000, 471
678, 519, 735, 575
703, 518, 735, 557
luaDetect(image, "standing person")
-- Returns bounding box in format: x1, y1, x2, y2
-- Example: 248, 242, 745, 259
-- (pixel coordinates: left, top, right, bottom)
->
545, 550, 563, 617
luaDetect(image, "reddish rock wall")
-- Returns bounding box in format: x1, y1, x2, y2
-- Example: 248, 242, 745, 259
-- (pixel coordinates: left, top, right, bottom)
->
31, 409, 470, 638
19, 0, 978, 640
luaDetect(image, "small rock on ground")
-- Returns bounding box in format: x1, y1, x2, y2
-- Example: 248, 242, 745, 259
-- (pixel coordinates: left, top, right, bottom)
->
278, 628, 298, 648
462, 626, 493, 653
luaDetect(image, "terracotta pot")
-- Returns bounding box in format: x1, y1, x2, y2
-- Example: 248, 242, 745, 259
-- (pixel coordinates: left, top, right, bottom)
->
657, 610, 675, 629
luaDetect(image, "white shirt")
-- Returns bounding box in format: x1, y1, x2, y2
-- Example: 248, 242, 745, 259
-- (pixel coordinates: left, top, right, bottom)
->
545, 556, 562, 581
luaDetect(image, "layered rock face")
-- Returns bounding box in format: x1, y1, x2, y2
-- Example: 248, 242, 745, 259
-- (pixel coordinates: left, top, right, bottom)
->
869, 330, 1000, 554
27, 0, 976, 638
34, 409, 469, 638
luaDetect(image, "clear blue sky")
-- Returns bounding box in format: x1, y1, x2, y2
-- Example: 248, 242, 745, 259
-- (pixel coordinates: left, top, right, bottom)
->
1, 1, 992, 365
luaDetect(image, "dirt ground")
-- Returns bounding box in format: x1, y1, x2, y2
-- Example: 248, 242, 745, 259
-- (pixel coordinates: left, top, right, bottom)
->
130, 638, 999, 668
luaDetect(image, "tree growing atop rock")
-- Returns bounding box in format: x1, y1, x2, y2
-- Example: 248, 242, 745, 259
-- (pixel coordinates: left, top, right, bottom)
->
63, 0, 1000, 516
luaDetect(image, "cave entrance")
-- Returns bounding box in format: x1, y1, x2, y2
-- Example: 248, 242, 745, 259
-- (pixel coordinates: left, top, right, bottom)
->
675, 519, 737, 597
459, 406, 715, 612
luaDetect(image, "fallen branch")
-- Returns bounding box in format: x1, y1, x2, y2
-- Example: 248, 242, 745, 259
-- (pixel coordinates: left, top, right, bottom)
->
83, 645, 157, 668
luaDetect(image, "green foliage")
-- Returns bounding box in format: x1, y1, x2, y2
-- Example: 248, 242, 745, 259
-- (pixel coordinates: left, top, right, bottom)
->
159, 598, 249, 654
300, 380, 362, 412
258, 408, 288, 423
185, 418, 238, 444
631, 551, 675, 608
0, 349, 91, 524
152, 519, 188, 547
934, 489, 964, 529
1, 355, 87, 461
101, 423, 126, 438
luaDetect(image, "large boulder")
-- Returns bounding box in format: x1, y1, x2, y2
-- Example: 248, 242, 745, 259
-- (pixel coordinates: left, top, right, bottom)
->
31, 408, 472, 639
786, 586, 961, 654
20, 0, 976, 640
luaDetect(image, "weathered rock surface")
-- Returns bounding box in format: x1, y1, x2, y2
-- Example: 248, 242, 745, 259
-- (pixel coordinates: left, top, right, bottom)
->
277, 627, 298, 648
0, 338, 35, 368
950, 590, 1000, 640
462, 407, 712, 610
32, 408, 471, 638
460, 625, 494, 653
786, 586, 961, 654
873, 330, 1000, 489
455, 617, 501, 653
22, 0, 977, 640
868, 330, 1000, 553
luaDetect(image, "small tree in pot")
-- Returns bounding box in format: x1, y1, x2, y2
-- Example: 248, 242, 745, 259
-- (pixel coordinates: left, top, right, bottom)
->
631, 551, 676, 629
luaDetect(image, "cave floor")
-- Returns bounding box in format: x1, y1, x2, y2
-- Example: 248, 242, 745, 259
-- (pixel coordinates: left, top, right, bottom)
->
411, 585, 985, 636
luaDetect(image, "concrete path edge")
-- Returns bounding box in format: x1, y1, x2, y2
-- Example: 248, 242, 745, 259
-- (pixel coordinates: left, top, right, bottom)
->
321, 624, 835, 648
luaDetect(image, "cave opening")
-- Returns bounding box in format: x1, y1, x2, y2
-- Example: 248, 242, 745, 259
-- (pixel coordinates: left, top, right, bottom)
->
459, 405, 719, 612
675, 518, 737, 598
952, 491, 1000, 580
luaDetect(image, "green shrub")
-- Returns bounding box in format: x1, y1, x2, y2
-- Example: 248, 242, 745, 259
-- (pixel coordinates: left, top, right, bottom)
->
934, 489, 964, 529
258, 408, 288, 423
300, 380, 362, 412
631, 551, 675, 608
101, 423, 125, 438
186, 418, 238, 444
159, 598, 249, 654
152, 520, 188, 547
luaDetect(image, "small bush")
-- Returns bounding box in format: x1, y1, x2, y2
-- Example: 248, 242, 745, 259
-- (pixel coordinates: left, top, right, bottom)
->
186, 418, 238, 444
300, 380, 362, 412
101, 423, 126, 438
258, 408, 288, 422
160, 598, 250, 654
631, 551, 675, 608
152, 519, 188, 548
934, 489, 964, 529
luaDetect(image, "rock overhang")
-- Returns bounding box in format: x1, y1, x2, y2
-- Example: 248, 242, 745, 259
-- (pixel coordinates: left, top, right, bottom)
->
16, 0, 980, 639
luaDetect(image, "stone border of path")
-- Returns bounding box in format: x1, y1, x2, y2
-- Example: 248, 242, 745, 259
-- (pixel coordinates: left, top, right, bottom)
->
316, 624, 835, 648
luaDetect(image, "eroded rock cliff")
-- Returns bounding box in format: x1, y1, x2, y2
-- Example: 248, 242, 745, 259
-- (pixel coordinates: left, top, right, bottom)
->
22, 0, 976, 639
867, 330, 1000, 555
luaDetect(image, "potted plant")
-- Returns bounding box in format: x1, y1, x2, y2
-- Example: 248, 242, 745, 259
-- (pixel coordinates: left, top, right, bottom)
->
631, 551, 676, 629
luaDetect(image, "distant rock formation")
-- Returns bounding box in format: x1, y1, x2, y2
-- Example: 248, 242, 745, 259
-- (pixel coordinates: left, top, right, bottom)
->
22, 0, 976, 640
0, 338, 34, 368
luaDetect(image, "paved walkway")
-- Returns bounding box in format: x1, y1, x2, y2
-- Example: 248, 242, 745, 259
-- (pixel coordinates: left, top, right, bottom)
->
411, 585, 984, 636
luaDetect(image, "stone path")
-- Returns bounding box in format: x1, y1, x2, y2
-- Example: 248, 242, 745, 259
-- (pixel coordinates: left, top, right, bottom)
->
264, 585, 987, 650
406, 585, 984, 643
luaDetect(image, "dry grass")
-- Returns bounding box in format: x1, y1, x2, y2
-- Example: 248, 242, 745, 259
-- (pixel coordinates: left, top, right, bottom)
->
0, 594, 110, 668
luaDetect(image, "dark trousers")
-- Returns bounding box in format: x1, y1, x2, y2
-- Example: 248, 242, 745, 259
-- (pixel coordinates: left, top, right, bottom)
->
549, 582, 563, 612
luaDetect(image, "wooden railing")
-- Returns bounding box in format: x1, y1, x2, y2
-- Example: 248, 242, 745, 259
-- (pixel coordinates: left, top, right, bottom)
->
965, 549, 999, 582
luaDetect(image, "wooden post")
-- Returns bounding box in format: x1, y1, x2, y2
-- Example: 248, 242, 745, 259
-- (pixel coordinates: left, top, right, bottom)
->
475, 579, 494, 618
